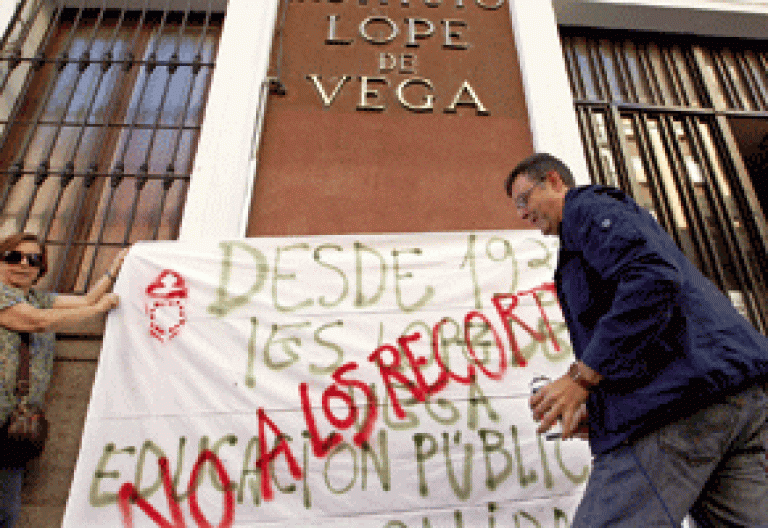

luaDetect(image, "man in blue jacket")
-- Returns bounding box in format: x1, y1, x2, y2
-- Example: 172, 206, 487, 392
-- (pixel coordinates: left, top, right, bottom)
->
507, 152, 768, 527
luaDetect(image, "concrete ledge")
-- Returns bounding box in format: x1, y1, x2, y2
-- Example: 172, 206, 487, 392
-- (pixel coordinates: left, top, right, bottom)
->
55, 338, 103, 361
554, 0, 768, 40
16, 506, 65, 528
54, 316, 107, 338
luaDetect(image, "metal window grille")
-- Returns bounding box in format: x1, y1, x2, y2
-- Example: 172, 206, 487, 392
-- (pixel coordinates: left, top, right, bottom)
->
561, 28, 768, 333
0, 1, 222, 294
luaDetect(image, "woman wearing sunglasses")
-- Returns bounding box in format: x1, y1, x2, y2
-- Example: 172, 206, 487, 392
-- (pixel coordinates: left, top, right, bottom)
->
0, 232, 125, 528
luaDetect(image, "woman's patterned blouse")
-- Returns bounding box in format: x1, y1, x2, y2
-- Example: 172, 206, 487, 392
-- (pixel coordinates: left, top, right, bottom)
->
0, 283, 56, 422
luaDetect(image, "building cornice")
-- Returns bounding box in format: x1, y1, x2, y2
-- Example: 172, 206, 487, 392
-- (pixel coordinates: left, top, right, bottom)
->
554, 0, 768, 40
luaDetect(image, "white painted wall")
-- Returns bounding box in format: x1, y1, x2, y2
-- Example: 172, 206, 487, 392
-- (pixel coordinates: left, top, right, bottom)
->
509, 0, 591, 184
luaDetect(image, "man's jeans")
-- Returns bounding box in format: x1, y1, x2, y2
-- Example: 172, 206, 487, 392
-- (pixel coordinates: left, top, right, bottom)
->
572, 384, 768, 527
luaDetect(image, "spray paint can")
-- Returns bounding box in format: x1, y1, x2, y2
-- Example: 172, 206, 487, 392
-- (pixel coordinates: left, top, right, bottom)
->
529, 375, 552, 395
528, 375, 565, 440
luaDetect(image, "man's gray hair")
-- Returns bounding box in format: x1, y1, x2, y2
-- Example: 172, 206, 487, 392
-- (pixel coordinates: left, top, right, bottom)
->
505, 153, 576, 196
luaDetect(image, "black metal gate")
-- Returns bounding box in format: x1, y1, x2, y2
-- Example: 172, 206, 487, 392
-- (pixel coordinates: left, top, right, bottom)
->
560, 28, 768, 333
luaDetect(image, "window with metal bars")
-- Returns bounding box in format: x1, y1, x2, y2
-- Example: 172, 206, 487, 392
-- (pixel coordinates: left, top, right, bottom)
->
0, 2, 222, 294
560, 28, 768, 333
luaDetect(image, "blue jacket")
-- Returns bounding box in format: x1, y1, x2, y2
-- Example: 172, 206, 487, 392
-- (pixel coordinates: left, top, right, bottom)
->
555, 185, 768, 455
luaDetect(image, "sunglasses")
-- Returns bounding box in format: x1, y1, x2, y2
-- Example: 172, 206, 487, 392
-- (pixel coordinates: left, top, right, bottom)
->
1, 250, 44, 268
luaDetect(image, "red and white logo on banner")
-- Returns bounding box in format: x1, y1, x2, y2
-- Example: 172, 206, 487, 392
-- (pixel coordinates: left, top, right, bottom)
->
145, 270, 188, 343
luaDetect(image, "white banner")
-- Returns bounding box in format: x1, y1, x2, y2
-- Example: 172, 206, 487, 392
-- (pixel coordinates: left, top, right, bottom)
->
63, 231, 590, 528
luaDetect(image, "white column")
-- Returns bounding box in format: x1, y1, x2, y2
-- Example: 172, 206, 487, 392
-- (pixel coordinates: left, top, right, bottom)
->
0, 2, 19, 37
508, 0, 591, 185
178, 0, 279, 241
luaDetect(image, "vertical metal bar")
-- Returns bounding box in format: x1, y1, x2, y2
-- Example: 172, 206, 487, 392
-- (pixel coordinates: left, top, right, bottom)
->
0, 1, 64, 157
8, 0, 45, 51
82, 4, 172, 288
711, 49, 740, 109
153, 2, 211, 240
663, 46, 690, 107
614, 40, 638, 103
50, 3, 150, 292
561, 35, 585, 100
605, 105, 643, 198
711, 114, 768, 330
621, 40, 641, 103
18, 6, 108, 230
123, 3, 189, 245
273, 0, 289, 84
606, 41, 627, 101
680, 115, 737, 292
576, 105, 600, 181
630, 113, 680, 246
756, 52, 768, 110
41, 5, 127, 242
596, 40, 616, 101
0, 0, 46, 93
572, 37, 589, 100
636, 42, 663, 106
110, 6, 166, 173
689, 46, 722, 111
0, 1, 82, 216
597, 39, 622, 102
734, 51, 764, 110
169, 10, 222, 242
48, 170, 97, 293
585, 38, 607, 101
575, 107, 602, 185
656, 114, 712, 276
681, 45, 709, 108
651, 43, 679, 106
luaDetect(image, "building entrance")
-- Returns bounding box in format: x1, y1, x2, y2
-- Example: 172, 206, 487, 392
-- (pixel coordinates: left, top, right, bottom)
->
559, 28, 768, 332
729, 117, 768, 223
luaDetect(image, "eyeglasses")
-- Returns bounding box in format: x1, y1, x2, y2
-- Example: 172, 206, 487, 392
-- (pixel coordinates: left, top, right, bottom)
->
1, 250, 44, 268
514, 180, 544, 210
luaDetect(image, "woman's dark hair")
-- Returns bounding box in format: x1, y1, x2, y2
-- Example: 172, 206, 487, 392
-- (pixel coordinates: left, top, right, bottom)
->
0, 232, 48, 281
